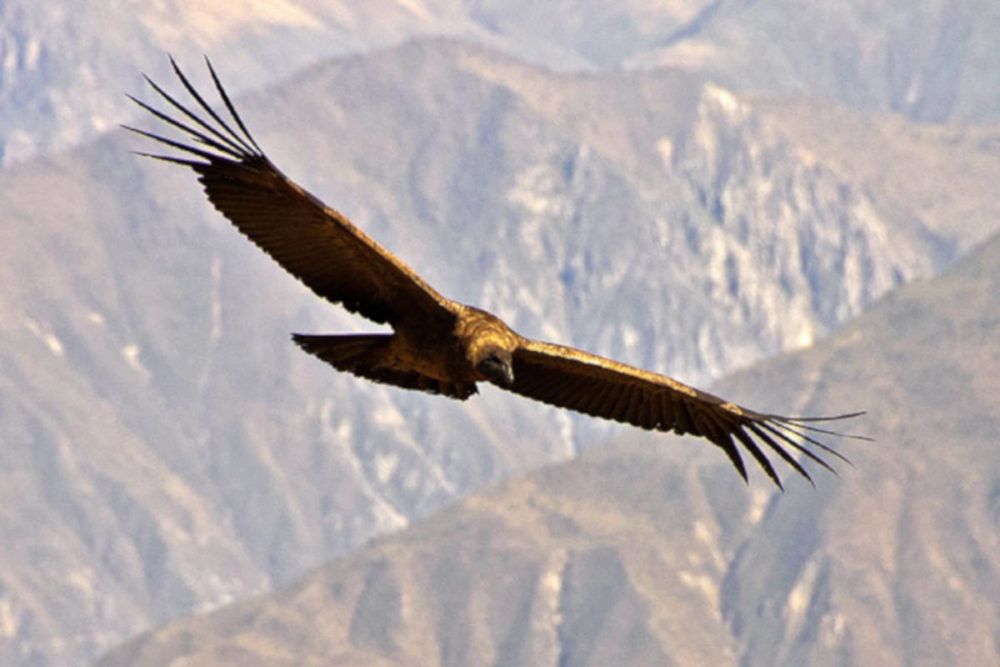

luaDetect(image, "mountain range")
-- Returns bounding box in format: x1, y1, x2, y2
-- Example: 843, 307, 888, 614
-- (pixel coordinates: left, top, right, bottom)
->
99, 231, 1000, 666
3, 1, 998, 164
1, 6, 998, 666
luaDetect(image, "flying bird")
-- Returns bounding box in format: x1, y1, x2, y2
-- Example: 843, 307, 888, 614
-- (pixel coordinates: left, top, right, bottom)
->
127, 58, 866, 489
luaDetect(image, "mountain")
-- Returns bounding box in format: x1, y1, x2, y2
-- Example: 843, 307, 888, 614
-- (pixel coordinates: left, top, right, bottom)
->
1, 39, 998, 666
466, 0, 1000, 123
0, 0, 487, 165
4, 1, 998, 165
630, 0, 1000, 123
746, 97, 1000, 254
98, 231, 1000, 667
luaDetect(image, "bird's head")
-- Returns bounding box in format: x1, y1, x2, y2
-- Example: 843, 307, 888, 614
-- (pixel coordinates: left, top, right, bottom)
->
475, 348, 515, 387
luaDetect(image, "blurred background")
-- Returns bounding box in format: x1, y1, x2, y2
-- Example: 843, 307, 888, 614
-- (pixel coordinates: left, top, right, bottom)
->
1, 2, 998, 665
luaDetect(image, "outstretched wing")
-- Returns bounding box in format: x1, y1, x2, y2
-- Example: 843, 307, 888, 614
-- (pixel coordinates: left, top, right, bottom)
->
125, 57, 458, 328
508, 340, 867, 488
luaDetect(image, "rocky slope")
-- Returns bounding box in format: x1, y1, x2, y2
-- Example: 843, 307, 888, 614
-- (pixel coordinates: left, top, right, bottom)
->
99, 232, 1000, 666
630, 0, 1000, 122
4, 1, 998, 165
1, 39, 998, 665
0, 0, 480, 164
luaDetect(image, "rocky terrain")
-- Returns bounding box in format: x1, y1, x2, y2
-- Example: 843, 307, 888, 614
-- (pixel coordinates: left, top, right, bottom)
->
4, 0, 998, 164
1, 5, 998, 665
99, 232, 1000, 666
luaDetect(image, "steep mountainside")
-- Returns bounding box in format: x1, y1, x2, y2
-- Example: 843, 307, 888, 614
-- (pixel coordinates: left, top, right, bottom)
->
1, 40, 998, 665
631, 0, 1000, 122
750, 97, 1000, 253
100, 232, 1000, 667
0, 0, 480, 164
4, 1, 998, 164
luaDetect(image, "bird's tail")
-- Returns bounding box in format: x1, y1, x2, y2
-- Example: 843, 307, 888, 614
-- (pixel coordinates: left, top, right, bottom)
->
292, 332, 478, 400
291, 333, 392, 372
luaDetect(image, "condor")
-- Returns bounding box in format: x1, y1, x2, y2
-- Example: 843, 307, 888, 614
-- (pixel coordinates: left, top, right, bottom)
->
127, 58, 866, 489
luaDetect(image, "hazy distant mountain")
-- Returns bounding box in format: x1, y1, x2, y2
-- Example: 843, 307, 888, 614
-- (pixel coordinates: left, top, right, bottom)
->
630, 0, 1000, 123
4, 1, 998, 165
0, 0, 485, 165
0, 0, 700, 165
469, 0, 1000, 124
1, 38, 998, 666
98, 232, 1000, 667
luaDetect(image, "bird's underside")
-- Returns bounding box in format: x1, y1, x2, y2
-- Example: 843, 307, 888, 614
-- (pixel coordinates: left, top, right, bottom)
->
127, 56, 869, 489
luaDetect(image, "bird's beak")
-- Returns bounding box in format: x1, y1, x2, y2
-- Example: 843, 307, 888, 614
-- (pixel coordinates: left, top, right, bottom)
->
499, 362, 515, 387
477, 354, 515, 386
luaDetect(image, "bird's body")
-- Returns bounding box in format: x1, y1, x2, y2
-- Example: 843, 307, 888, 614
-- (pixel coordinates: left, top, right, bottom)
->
128, 58, 866, 489
294, 304, 521, 399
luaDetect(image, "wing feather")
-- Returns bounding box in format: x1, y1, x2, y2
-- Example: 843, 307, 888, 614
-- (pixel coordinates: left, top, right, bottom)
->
695, 412, 748, 483
127, 57, 457, 328
637, 393, 654, 429
673, 399, 694, 436
656, 394, 675, 431
510, 340, 865, 487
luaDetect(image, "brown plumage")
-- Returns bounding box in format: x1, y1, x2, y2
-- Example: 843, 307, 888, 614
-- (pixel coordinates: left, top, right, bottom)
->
127, 57, 868, 489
